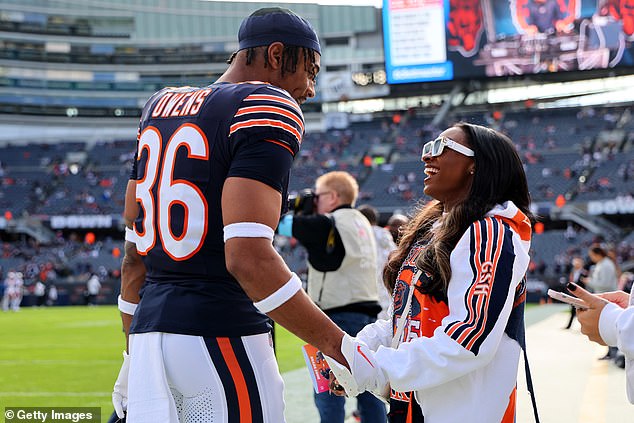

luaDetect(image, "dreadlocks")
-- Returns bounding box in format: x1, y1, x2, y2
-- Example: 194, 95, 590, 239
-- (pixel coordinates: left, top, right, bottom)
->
226, 45, 316, 77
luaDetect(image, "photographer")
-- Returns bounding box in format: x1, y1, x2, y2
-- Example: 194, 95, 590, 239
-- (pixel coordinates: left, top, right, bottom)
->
278, 171, 386, 423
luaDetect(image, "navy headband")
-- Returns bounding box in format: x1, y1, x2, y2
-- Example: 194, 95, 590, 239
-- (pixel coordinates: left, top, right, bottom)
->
238, 8, 321, 55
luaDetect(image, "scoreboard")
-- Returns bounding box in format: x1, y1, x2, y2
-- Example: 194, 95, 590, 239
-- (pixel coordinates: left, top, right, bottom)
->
383, 0, 634, 84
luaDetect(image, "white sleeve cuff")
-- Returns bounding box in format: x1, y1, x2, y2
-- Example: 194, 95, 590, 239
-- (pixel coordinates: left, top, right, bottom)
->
125, 227, 138, 243
118, 295, 138, 316
223, 222, 274, 242
599, 302, 622, 347
253, 273, 302, 314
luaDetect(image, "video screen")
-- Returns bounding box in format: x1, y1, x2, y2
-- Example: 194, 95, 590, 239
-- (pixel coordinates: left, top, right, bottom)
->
383, 0, 634, 84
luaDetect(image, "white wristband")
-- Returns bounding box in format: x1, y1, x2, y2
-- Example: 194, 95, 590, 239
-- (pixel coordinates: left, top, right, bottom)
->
253, 273, 302, 314
118, 295, 138, 315
223, 222, 274, 242
124, 227, 138, 243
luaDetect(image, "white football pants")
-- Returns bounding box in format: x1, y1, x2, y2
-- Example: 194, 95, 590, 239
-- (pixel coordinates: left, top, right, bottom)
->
127, 332, 286, 423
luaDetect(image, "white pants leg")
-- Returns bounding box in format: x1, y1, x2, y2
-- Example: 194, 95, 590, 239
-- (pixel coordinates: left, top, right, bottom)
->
128, 332, 285, 422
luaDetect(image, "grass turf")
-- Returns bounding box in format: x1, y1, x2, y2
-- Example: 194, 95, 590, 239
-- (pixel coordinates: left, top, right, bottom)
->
1, 303, 544, 420
0, 305, 307, 421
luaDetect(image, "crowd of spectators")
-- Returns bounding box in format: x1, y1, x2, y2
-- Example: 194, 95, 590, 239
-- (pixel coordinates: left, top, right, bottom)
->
527, 228, 634, 278
0, 104, 632, 300
0, 232, 123, 300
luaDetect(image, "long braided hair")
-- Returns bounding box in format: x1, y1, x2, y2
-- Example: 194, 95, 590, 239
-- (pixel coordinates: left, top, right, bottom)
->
383, 123, 534, 301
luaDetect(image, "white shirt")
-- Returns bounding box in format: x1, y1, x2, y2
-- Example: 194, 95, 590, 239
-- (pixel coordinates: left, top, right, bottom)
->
599, 284, 634, 404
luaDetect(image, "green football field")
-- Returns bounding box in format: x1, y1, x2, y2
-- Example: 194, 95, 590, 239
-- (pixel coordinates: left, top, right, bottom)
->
0, 306, 306, 421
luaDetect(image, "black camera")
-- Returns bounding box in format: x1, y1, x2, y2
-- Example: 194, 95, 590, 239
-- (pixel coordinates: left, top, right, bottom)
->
287, 189, 316, 215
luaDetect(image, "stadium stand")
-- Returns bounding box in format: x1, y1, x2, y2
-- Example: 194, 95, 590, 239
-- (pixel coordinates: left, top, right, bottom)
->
0, 0, 632, 307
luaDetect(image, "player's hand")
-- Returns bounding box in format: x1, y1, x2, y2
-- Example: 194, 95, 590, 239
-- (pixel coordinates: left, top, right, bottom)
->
328, 370, 346, 396
324, 334, 388, 398
567, 282, 609, 345
112, 351, 130, 418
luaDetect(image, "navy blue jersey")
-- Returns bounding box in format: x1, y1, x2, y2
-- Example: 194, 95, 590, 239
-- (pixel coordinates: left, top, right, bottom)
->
129, 82, 303, 337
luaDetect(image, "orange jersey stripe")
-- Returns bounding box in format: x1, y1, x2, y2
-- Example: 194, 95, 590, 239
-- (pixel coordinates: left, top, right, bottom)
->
264, 139, 294, 155
217, 337, 252, 423
236, 105, 304, 132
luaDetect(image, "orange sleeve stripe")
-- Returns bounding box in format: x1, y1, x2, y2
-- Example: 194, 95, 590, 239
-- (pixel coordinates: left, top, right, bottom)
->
447, 218, 501, 346
229, 119, 302, 143
463, 220, 505, 350
235, 105, 304, 132
264, 139, 294, 155
446, 221, 483, 338
244, 94, 303, 116
217, 337, 252, 423
457, 218, 498, 345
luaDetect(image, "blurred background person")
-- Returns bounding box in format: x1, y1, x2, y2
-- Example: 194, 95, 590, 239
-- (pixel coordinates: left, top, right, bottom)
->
85, 273, 101, 306
33, 279, 47, 307
386, 213, 409, 245
585, 244, 619, 360
46, 284, 58, 307
278, 171, 386, 423
564, 256, 588, 329
1, 271, 11, 311
358, 204, 397, 320
4, 271, 24, 312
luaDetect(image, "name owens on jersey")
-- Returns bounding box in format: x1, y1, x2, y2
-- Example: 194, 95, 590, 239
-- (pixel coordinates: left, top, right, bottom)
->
130, 82, 304, 338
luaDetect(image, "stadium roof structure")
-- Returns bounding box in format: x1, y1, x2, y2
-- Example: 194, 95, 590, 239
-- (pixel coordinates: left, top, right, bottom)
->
0, 0, 378, 43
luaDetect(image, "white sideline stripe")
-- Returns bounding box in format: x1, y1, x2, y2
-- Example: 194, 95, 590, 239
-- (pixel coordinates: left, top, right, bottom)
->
579, 359, 608, 423
0, 392, 110, 397
0, 360, 118, 365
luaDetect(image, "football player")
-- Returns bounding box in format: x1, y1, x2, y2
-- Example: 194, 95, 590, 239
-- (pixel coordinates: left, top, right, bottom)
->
112, 7, 350, 423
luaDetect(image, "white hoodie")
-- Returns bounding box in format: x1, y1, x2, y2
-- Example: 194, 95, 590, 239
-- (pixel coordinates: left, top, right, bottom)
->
356, 201, 532, 422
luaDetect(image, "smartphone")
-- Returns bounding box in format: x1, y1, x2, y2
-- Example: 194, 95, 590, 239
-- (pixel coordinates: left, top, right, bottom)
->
547, 289, 588, 309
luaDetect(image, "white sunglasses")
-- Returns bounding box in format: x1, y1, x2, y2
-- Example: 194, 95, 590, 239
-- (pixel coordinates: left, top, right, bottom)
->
421, 136, 475, 160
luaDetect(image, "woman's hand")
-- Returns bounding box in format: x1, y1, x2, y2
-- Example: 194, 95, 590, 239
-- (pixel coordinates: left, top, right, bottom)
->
568, 282, 609, 345
597, 291, 630, 309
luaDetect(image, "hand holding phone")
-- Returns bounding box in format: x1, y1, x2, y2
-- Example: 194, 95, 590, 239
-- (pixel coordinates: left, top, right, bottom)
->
547, 289, 589, 309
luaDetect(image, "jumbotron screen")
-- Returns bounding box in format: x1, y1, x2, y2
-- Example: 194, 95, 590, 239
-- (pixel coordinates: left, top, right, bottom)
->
382, 0, 634, 84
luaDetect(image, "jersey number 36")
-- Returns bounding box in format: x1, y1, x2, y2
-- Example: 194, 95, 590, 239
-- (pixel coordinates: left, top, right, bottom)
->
134, 124, 209, 261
